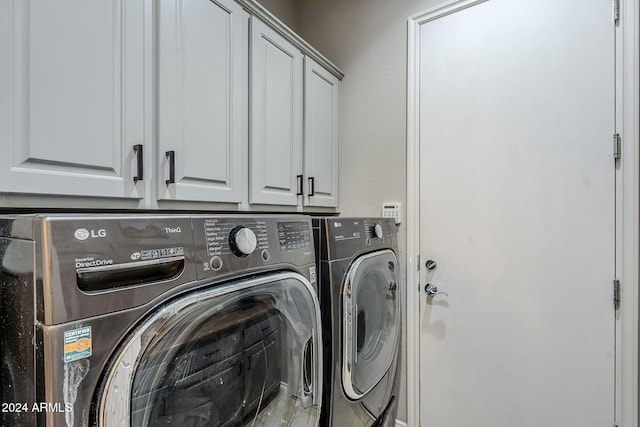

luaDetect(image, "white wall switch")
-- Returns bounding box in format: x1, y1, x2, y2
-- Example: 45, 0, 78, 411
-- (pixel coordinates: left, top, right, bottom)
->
382, 202, 401, 224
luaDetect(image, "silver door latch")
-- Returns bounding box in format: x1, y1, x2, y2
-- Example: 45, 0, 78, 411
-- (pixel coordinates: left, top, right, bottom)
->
424, 283, 448, 297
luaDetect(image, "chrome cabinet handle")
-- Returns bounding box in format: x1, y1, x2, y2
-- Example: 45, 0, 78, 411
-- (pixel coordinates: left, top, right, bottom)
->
425, 283, 448, 297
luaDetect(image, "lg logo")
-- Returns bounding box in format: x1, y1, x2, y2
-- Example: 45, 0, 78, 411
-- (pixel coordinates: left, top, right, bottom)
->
74, 228, 107, 241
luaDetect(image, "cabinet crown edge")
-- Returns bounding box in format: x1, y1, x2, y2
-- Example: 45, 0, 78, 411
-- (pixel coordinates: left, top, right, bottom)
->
236, 0, 344, 80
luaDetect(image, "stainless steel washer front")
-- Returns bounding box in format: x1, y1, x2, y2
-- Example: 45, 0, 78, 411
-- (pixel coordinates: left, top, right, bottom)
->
0, 214, 321, 427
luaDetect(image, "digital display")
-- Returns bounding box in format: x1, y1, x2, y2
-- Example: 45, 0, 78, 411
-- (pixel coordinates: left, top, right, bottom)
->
278, 221, 311, 251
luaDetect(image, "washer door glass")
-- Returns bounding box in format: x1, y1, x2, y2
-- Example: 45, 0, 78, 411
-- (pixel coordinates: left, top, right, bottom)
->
97, 272, 322, 427
342, 250, 400, 400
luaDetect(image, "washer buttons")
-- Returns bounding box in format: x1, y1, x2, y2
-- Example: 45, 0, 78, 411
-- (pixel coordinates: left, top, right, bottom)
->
261, 249, 271, 262
209, 256, 223, 271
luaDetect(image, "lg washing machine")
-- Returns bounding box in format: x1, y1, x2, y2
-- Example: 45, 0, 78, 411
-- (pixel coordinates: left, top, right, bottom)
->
0, 214, 322, 426
313, 217, 401, 427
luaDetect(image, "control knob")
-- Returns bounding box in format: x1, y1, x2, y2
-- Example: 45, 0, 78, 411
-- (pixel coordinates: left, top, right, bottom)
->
229, 226, 257, 257
371, 223, 384, 239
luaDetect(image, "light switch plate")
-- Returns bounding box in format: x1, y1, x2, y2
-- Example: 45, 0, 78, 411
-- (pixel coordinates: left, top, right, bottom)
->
382, 202, 401, 225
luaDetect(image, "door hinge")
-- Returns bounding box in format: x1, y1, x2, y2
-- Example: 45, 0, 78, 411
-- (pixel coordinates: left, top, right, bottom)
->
613, 0, 620, 25
417, 254, 421, 271
613, 133, 621, 160
613, 279, 620, 309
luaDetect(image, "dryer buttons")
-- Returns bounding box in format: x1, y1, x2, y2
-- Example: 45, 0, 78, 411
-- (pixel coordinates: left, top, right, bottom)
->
371, 223, 384, 239
229, 227, 257, 257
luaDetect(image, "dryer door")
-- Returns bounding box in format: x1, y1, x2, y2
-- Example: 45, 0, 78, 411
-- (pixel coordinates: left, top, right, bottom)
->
97, 272, 322, 427
342, 249, 400, 400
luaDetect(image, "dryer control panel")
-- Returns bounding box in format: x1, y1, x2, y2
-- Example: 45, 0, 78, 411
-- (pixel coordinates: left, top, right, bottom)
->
322, 217, 398, 261
363, 218, 395, 243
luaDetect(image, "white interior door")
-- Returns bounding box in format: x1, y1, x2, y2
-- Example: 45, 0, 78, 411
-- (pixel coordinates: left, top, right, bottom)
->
417, 1, 615, 426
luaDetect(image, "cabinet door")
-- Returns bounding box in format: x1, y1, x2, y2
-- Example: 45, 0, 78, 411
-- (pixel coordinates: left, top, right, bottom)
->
157, 0, 247, 203
250, 18, 303, 206
0, 0, 145, 199
304, 57, 340, 208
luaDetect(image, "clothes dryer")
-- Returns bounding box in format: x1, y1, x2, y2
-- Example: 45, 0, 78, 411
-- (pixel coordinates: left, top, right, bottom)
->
0, 214, 322, 427
313, 217, 401, 427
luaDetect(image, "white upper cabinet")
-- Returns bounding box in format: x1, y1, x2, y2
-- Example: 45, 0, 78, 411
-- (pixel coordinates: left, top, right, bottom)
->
304, 56, 340, 208
0, 0, 342, 210
157, 0, 247, 203
0, 0, 145, 199
249, 17, 304, 206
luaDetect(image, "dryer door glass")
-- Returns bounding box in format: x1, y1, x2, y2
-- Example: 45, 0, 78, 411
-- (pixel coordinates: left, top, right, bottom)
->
97, 272, 322, 427
342, 250, 400, 400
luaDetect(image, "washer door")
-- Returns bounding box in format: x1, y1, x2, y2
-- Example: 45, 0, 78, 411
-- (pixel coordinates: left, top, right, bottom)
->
97, 272, 322, 427
342, 249, 400, 400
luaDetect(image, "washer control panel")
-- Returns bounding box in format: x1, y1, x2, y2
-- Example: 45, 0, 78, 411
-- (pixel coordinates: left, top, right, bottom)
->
278, 221, 311, 251
193, 216, 314, 280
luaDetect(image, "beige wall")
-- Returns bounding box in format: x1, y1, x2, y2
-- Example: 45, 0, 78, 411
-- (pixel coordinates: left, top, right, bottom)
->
256, 0, 444, 423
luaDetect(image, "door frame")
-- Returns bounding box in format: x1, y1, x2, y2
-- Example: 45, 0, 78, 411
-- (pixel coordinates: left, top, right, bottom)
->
405, 1, 639, 426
